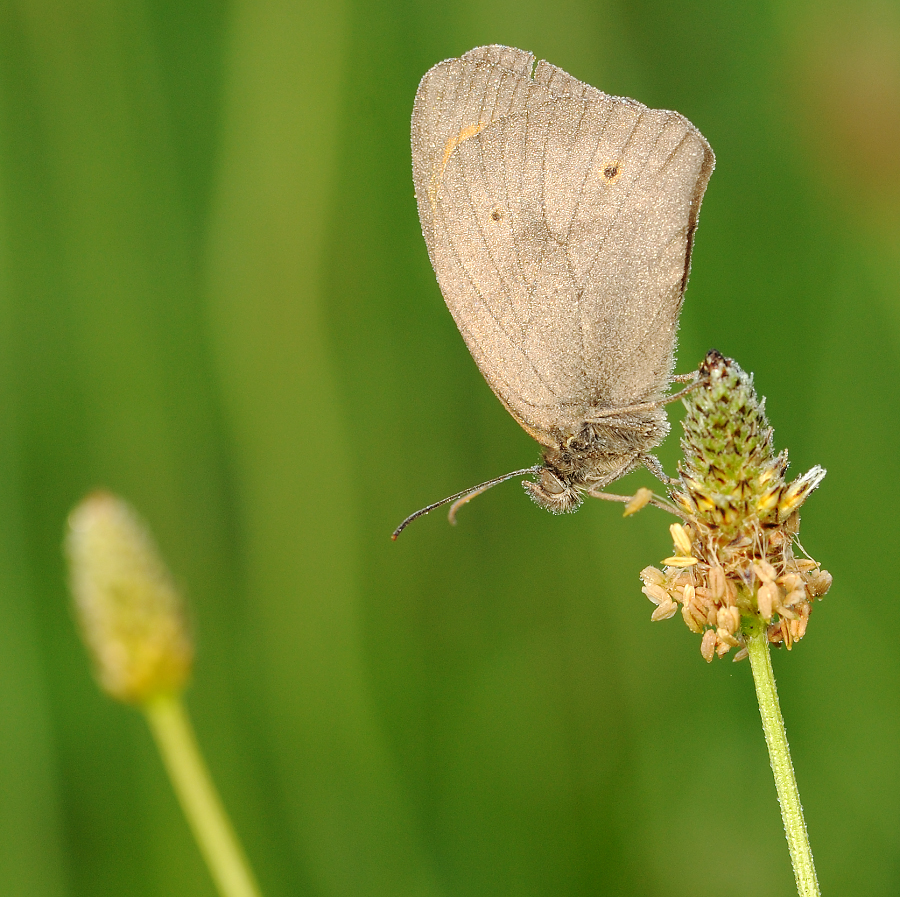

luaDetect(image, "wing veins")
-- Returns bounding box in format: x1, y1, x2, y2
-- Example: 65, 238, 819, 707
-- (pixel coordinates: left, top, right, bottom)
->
564, 105, 608, 245
577, 109, 649, 281
435, 144, 567, 403
583, 110, 672, 282
557, 103, 601, 391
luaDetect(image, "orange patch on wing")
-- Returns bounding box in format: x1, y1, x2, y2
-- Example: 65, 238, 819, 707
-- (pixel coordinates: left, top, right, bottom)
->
429, 121, 490, 210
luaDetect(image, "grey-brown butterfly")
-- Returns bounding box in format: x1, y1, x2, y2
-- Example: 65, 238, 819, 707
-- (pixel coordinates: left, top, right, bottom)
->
394, 45, 714, 539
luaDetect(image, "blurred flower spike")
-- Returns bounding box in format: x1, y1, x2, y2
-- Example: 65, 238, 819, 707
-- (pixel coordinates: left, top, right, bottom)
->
66, 492, 193, 703
640, 351, 832, 662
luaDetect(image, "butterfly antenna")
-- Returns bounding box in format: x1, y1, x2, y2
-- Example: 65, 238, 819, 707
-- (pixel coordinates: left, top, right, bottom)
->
392, 465, 542, 540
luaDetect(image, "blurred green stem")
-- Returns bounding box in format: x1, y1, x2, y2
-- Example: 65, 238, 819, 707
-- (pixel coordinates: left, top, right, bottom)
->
747, 621, 820, 897
143, 694, 263, 897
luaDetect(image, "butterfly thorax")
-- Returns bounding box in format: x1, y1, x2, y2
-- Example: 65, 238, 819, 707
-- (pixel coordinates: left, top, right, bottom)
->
524, 411, 669, 513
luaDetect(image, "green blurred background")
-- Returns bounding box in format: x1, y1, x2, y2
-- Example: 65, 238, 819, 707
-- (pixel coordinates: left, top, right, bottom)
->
0, 1, 898, 895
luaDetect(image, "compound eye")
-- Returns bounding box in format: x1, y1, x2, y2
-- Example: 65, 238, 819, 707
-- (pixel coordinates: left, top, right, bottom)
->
540, 471, 566, 495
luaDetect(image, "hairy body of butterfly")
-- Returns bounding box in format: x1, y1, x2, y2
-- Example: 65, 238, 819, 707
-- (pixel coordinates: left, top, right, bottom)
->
525, 412, 670, 513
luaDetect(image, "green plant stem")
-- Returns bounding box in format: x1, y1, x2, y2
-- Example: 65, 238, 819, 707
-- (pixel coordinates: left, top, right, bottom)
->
746, 621, 820, 897
143, 694, 263, 897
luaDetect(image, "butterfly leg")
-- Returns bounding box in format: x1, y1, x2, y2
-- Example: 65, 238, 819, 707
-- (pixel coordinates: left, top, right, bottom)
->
585, 373, 709, 422
585, 484, 680, 516
640, 452, 680, 486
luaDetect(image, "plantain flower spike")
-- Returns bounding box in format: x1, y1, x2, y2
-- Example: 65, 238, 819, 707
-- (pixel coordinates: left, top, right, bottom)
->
640, 351, 832, 662
66, 492, 193, 703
